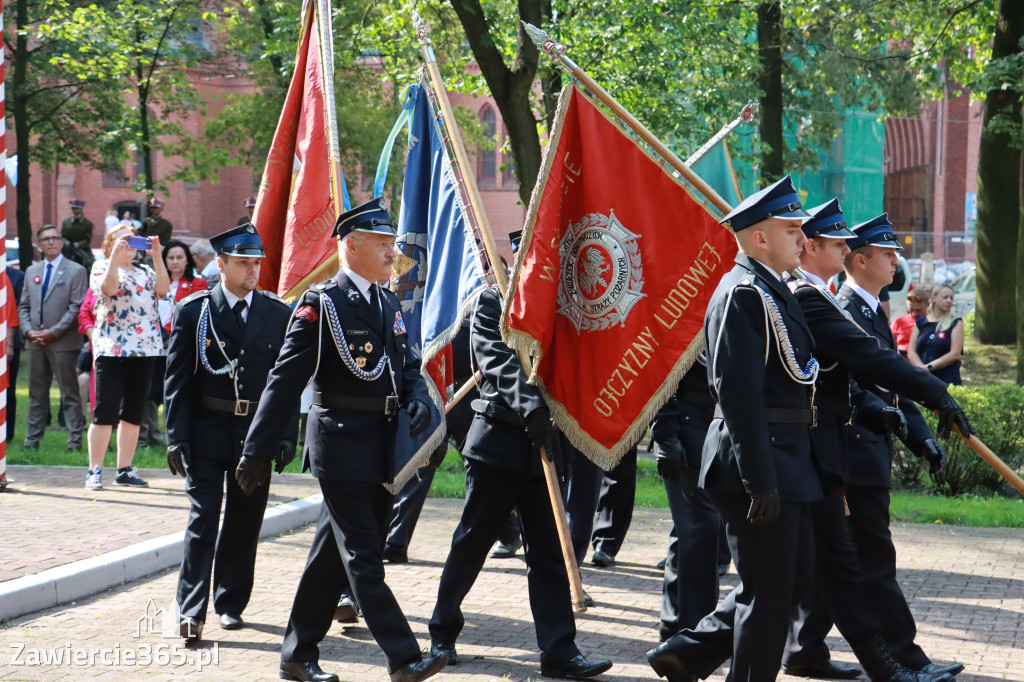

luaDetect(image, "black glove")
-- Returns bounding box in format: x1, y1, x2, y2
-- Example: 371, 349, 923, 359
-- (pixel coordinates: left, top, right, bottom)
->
747, 489, 781, 526
275, 440, 297, 474
543, 430, 566, 478
877, 407, 908, 442
166, 442, 189, 478
525, 406, 553, 449
655, 436, 687, 482
914, 438, 947, 475
235, 456, 272, 496
428, 443, 447, 469
935, 393, 974, 440
406, 399, 430, 438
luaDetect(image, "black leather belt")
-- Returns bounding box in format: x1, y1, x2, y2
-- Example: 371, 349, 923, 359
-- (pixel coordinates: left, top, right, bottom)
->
470, 398, 524, 427
714, 405, 814, 425
312, 391, 386, 412
200, 396, 257, 417
679, 388, 715, 408
815, 394, 855, 422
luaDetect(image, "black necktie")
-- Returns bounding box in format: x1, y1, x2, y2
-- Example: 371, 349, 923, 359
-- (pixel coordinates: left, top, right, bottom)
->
233, 299, 247, 327
370, 284, 384, 332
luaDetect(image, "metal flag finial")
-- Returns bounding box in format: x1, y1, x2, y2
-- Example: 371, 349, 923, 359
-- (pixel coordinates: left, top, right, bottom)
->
521, 21, 565, 60
412, 10, 430, 47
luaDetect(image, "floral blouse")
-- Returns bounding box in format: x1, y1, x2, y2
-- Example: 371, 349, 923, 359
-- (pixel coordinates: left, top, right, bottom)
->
90, 259, 165, 358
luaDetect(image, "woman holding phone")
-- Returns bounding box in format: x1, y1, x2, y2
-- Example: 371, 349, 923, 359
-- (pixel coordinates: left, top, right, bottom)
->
84, 222, 170, 490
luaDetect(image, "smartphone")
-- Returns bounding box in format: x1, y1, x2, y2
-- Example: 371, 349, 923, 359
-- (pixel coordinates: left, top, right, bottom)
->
126, 235, 152, 250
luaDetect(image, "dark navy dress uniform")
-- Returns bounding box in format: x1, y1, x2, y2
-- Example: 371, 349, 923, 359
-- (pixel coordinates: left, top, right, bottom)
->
165, 225, 297, 629
650, 360, 720, 640
428, 285, 586, 670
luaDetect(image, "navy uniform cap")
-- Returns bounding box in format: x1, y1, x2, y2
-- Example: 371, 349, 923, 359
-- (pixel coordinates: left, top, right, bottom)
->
718, 175, 809, 232
509, 229, 524, 253
802, 198, 855, 239
847, 213, 902, 251
210, 223, 265, 258
332, 197, 396, 239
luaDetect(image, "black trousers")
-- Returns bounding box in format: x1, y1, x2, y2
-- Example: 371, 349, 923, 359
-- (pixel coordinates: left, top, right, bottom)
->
565, 453, 603, 565
176, 452, 270, 622
429, 457, 579, 667
661, 467, 721, 634
664, 495, 812, 682
590, 446, 637, 557
281, 479, 420, 673
386, 469, 434, 549
6, 348, 20, 442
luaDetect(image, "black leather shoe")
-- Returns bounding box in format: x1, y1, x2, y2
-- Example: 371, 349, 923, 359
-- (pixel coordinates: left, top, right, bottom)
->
489, 537, 523, 558
389, 652, 448, 682
647, 641, 697, 682
920, 663, 965, 676
333, 595, 359, 623
430, 641, 458, 666
382, 543, 409, 563
591, 550, 615, 567
659, 623, 678, 643
542, 654, 613, 679
219, 613, 244, 630
717, 563, 730, 577
178, 617, 203, 643
279, 660, 339, 682
783, 659, 862, 679
583, 591, 595, 607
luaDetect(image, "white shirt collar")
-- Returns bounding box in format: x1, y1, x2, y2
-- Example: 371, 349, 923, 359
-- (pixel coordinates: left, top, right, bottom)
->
799, 269, 828, 288
44, 253, 64, 270
220, 282, 254, 311
342, 265, 375, 304
849, 282, 880, 313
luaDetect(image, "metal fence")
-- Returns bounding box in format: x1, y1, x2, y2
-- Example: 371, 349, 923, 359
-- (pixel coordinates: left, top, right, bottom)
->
892, 231, 975, 262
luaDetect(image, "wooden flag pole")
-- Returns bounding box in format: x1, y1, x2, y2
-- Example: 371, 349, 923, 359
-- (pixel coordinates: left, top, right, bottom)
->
412, 13, 587, 613
522, 22, 732, 216
445, 372, 481, 415
314, 0, 345, 220
953, 426, 1024, 497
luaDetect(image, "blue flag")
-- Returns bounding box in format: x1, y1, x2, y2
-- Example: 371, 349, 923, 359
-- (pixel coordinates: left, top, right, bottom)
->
383, 79, 490, 492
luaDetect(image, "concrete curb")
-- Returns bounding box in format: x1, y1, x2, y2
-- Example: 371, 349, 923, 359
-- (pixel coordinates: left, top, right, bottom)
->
0, 493, 323, 623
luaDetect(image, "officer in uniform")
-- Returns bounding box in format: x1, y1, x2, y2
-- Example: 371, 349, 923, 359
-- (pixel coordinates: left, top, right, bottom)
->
141, 198, 173, 246
650, 358, 720, 643
61, 198, 95, 271
237, 195, 257, 226
164, 223, 297, 642
781, 200, 969, 681
237, 197, 446, 682
427, 230, 612, 680
647, 175, 824, 682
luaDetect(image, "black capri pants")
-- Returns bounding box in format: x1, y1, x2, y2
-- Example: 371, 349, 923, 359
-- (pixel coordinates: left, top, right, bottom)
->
93, 356, 156, 426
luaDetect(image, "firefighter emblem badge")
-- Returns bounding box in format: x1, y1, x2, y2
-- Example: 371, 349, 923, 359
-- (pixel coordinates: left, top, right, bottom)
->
556, 209, 644, 332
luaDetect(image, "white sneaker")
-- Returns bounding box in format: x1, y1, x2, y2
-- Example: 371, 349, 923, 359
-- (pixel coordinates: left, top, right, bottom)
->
85, 469, 103, 490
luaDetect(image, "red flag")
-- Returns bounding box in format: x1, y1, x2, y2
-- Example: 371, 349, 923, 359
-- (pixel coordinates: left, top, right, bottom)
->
253, 0, 340, 299
502, 85, 738, 467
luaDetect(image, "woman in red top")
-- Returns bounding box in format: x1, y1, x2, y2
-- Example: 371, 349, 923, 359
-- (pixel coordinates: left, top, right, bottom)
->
890, 288, 929, 355
162, 240, 208, 332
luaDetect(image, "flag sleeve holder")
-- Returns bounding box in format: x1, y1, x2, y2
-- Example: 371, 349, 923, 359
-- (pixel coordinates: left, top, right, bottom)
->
412, 13, 586, 613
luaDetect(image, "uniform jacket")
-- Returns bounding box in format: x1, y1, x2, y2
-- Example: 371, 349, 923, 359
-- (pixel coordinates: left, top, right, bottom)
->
7, 266, 25, 350
793, 278, 948, 485
140, 216, 173, 246
164, 285, 297, 462
17, 257, 88, 352
61, 216, 94, 249
651, 360, 715, 469
836, 283, 938, 488
242, 273, 428, 484
462, 286, 549, 476
700, 253, 823, 503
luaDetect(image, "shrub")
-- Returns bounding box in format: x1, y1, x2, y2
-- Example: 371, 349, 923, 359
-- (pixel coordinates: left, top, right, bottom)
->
893, 384, 1024, 496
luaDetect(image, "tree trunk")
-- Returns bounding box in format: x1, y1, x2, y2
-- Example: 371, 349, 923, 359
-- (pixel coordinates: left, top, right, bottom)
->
756, 1, 784, 184
1018, 78, 1024, 385
13, 0, 34, 268
976, 0, 1024, 345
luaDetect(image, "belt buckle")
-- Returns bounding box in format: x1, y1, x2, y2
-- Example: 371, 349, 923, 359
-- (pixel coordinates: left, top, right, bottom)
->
234, 399, 250, 417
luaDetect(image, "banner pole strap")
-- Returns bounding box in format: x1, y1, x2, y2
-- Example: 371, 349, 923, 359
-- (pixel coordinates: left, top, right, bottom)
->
412, 11, 509, 298
521, 22, 732, 216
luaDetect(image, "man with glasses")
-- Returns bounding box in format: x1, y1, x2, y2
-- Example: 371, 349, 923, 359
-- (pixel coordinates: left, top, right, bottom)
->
17, 225, 88, 451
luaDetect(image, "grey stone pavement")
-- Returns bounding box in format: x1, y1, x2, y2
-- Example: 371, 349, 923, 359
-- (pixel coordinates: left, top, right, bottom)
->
1, 465, 1023, 681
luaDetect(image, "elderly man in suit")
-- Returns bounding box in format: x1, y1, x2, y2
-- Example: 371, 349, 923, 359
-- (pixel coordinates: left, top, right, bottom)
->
18, 224, 88, 452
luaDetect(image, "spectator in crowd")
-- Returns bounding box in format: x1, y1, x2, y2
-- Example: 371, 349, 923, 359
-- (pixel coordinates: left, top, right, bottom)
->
891, 289, 930, 355
85, 223, 169, 490
162, 240, 208, 332
907, 284, 964, 386
104, 210, 119, 232
17, 224, 88, 452
78, 288, 97, 419
6, 265, 24, 443
190, 240, 221, 288
61, 198, 96, 272
140, 198, 173, 247
237, 196, 257, 226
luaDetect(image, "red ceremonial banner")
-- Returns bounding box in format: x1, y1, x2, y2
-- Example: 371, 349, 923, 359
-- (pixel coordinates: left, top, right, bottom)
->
502, 85, 738, 467
253, 0, 337, 299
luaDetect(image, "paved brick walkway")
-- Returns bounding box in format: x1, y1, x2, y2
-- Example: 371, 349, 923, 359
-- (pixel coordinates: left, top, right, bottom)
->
1, 470, 1022, 681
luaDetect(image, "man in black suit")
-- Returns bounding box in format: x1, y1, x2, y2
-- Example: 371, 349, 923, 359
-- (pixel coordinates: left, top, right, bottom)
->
783, 201, 969, 681
164, 224, 297, 642
237, 198, 446, 682
647, 175, 824, 682
428, 231, 612, 680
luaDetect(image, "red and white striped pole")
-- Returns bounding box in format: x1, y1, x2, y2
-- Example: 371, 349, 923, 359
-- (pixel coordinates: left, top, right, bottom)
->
0, 0, 10, 489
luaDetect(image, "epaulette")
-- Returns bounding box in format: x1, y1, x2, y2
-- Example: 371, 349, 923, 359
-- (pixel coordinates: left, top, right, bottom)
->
259, 289, 289, 306
179, 289, 211, 306
313, 279, 338, 292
